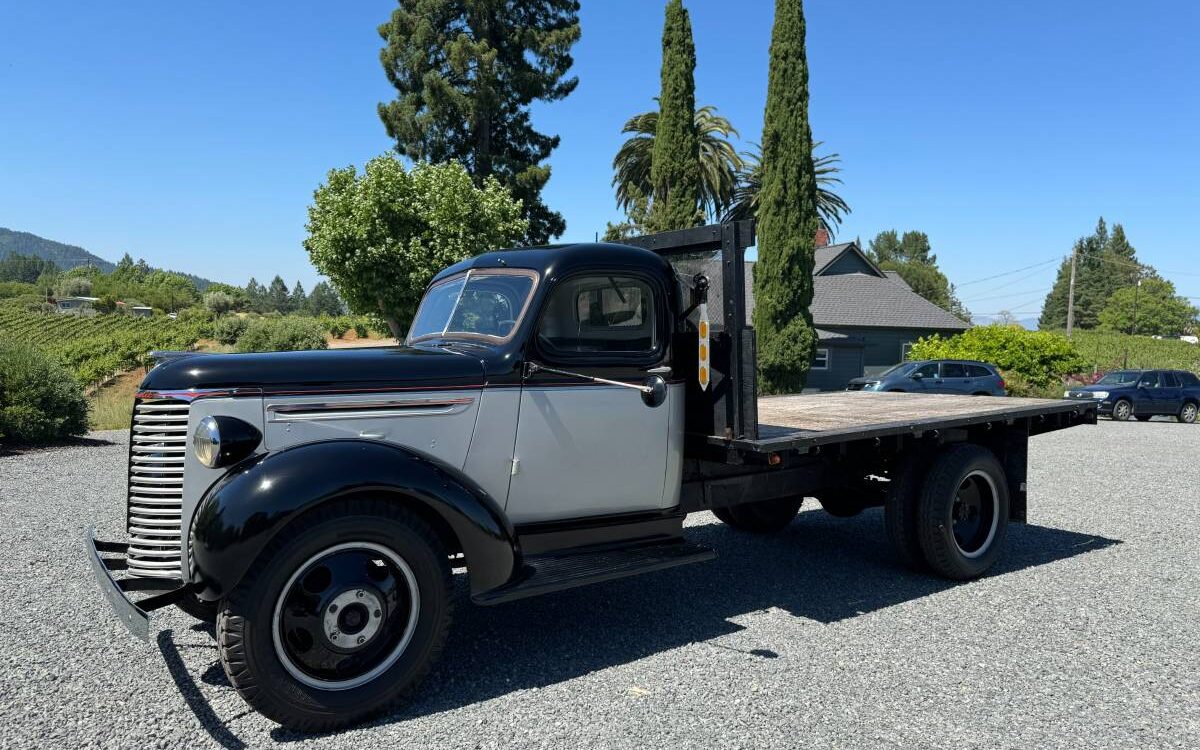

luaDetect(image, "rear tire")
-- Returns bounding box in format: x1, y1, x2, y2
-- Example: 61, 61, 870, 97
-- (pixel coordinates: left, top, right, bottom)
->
1180, 402, 1198, 424
713, 497, 802, 533
916, 444, 1009, 580
217, 498, 453, 732
1112, 399, 1133, 421
883, 452, 932, 571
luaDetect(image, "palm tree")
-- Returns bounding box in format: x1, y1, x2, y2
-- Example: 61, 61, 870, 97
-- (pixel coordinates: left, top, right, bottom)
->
723, 141, 851, 240
612, 104, 744, 222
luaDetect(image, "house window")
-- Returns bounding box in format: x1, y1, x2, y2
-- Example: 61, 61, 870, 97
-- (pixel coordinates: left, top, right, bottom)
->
900, 342, 915, 360
812, 348, 830, 370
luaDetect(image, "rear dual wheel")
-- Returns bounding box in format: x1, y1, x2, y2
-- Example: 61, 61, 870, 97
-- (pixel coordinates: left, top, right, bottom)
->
887, 444, 1009, 580
217, 499, 452, 732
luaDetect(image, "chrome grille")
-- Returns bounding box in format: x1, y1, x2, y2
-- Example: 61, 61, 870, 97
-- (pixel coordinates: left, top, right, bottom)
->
127, 399, 189, 578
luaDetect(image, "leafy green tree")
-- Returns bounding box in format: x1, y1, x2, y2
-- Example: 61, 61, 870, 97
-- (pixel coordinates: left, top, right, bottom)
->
55, 276, 93, 299
612, 104, 741, 224
203, 290, 237, 316
867, 230, 968, 319
0, 342, 89, 444
307, 281, 345, 316
305, 156, 526, 337
723, 141, 850, 239
0, 253, 58, 284
140, 271, 199, 312
1040, 218, 1142, 330
203, 282, 249, 311
753, 0, 819, 394
377, 0, 580, 244
1098, 278, 1198, 337
646, 0, 702, 232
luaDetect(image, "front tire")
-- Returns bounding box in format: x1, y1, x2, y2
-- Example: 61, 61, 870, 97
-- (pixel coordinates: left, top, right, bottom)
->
916, 444, 1009, 580
713, 496, 802, 533
1112, 399, 1133, 421
217, 498, 453, 732
1180, 402, 1198, 424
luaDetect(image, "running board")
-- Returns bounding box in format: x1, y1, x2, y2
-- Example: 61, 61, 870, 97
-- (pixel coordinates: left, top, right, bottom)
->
473, 540, 715, 605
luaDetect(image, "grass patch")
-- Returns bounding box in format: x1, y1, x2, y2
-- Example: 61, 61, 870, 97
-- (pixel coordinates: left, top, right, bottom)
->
89, 370, 144, 430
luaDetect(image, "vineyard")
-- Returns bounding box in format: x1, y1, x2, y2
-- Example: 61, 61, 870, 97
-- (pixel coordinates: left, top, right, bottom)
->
0, 302, 203, 386
1068, 330, 1200, 373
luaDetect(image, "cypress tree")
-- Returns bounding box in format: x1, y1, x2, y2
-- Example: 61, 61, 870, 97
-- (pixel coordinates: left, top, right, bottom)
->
753, 0, 819, 394
647, 0, 702, 232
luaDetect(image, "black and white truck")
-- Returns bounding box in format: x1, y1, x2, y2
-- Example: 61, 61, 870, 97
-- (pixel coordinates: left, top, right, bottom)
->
87, 221, 1097, 730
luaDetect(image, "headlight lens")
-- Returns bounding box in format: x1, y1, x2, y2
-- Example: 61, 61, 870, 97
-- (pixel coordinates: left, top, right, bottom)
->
1092, 391, 1109, 399
1063, 390, 1071, 398
193, 416, 222, 468
192, 415, 261, 469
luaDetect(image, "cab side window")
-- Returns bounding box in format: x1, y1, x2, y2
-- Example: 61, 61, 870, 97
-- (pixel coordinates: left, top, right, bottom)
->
941, 363, 967, 378
537, 275, 660, 361
912, 363, 939, 379
1138, 372, 1160, 388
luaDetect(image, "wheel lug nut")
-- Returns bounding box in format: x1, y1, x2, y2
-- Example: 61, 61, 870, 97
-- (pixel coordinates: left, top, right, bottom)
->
329, 604, 338, 613
357, 636, 365, 645
330, 631, 339, 640
356, 590, 365, 598
373, 609, 382, 618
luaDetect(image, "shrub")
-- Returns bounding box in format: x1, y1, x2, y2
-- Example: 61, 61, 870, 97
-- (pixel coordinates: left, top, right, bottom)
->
908, 325, 1089, 390
329, 318, 350, 338
0, 343, 89, 444
213, 316, 249, 346
353, 321, 369, 338
235, 317, 328, 353
0, 281, 37, 299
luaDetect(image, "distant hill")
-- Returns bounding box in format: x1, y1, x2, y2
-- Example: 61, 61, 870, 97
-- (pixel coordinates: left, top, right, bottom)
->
0, 227, 214, 290
0, 227, 115, 273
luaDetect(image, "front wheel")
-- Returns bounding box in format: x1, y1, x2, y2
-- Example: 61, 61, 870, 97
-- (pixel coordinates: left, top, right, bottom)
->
217, 498, 453, 732
1180, 402, 1198, 424
1112, 399, 1133, 421
916, 444, 1009, 580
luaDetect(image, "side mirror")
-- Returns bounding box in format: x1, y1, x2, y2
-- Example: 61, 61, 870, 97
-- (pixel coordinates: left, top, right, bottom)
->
910, 372, 924, 380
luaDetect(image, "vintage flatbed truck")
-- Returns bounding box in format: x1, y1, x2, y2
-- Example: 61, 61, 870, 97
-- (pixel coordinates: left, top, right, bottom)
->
87, 220, 1096, 730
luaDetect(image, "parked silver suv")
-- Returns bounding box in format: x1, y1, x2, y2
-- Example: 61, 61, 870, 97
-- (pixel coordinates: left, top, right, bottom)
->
847, 359, 1007, 396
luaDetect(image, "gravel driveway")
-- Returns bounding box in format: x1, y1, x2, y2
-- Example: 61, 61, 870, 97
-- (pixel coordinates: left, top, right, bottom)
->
1, 419, 1196, 749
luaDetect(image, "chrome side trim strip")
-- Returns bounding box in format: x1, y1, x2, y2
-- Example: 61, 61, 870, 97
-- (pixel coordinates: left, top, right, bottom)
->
266, 397, 475, 423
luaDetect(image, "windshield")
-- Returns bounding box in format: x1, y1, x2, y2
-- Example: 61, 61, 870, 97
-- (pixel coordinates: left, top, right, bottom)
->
1096, 370, 1141, 386
407, 269, 538, 344
880, 362, 917, 377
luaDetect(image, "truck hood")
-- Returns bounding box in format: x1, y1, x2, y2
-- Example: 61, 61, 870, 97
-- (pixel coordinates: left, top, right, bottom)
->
139, 346, 485, 394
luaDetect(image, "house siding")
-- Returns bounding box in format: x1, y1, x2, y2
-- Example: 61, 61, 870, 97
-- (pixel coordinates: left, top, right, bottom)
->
822, 251, 876, 276
806, 344, 864, 391
816, 326, 965, 380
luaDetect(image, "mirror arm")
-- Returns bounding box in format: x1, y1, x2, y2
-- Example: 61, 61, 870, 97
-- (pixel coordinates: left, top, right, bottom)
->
525, 362, 654, 395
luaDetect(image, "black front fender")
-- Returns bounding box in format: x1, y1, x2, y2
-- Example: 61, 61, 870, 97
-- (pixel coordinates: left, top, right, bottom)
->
189, 440, 519, 601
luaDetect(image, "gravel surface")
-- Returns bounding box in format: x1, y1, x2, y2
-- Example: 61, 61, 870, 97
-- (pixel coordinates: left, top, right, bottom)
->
1, 420, 1196, 749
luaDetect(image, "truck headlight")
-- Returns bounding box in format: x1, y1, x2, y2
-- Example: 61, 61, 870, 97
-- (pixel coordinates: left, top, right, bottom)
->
193, 416, 261, 469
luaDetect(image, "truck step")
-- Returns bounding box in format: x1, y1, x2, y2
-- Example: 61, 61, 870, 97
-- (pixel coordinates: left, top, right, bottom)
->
473, 540, 715, 605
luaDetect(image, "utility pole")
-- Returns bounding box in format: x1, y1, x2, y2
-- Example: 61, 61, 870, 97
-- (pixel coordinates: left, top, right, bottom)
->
1065, 247, 1078, 337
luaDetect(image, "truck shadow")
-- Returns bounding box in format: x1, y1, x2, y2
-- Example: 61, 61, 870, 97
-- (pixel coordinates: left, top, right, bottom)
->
261, 510, 1118, 741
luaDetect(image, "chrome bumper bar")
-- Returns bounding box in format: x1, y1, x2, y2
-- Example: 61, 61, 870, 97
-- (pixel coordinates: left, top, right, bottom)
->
85, 527, 194, 641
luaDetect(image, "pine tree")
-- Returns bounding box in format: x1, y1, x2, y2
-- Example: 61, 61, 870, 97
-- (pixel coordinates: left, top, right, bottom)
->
646, 0, 702, 232
1039, 218, 1143, 330
753, 0, 819, 394
267, 276, 291, 313
377, 0, 580, 244
290, 281, 308, 315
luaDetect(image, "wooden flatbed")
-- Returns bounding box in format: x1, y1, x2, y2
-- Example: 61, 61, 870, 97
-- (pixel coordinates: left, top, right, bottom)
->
713, 392, 1098, 453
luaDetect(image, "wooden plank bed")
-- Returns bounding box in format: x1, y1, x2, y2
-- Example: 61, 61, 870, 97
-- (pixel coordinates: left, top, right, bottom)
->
714, 391, 1096, 452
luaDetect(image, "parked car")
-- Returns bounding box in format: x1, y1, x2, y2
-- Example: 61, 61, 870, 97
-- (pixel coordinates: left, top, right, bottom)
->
847, 359, 1007, 395
1065, 369, 1200, 422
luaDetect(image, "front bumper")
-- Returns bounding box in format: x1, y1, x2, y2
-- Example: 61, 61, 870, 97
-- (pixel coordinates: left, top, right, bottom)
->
85, 527, 195, 641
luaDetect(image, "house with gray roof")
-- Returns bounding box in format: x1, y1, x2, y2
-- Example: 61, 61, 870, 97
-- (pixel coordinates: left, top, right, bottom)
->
747, 241, 969, 391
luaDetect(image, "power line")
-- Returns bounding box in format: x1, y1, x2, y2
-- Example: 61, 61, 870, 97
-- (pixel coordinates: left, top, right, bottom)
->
962, 286, 1052, 304
956, 257, 1060, 286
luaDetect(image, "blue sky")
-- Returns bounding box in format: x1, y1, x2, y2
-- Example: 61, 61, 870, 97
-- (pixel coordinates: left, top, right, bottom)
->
2, 1, 1197, 319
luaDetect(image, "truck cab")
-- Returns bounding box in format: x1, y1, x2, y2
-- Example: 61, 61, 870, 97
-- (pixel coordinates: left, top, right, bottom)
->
87, 222, 1097, 732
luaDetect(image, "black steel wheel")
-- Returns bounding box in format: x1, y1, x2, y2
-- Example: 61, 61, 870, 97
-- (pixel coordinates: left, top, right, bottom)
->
217, 498, 452, 732
1112, 399, 1133, 421
714, 497, 802, 533
1179, 402, 1198, 424
916, 444, 1009, 580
